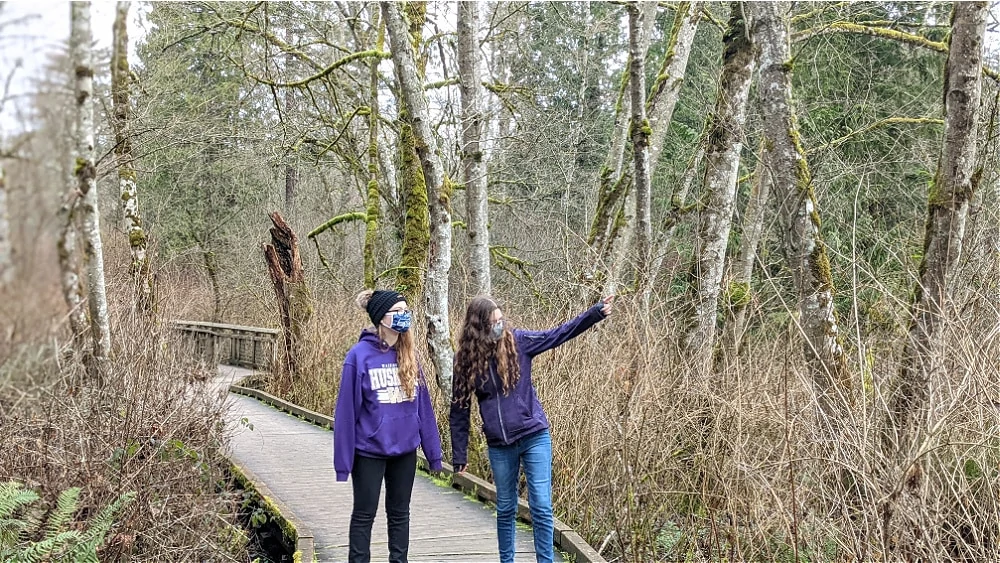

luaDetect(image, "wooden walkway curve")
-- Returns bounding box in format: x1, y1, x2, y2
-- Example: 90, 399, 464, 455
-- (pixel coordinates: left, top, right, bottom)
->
215, 365, 563, 562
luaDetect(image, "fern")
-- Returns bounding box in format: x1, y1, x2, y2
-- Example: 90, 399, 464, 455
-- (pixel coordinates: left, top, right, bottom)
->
43, 487, 80, 541
0, 482, 135, 563
0, 482, 40, 520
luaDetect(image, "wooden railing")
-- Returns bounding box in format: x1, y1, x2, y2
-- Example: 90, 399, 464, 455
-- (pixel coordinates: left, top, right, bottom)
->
172, 320, 279, 370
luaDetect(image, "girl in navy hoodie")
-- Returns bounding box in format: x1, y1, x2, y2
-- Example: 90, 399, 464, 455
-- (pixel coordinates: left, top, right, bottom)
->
450, 296, 612, 563
334, 289, 443, 563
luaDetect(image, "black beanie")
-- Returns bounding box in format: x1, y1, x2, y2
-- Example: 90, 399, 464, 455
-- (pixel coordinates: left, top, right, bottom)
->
367, 290, 405, 327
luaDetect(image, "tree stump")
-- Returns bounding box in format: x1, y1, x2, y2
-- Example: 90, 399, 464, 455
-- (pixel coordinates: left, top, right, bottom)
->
264, 212, 312, 392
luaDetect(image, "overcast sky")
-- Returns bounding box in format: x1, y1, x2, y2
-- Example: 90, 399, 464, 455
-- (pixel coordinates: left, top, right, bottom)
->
1, 1, 147, 136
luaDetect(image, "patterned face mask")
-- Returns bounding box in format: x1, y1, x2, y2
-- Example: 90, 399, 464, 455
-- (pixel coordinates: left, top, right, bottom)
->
490, 320, 504, 342
386, 311, 412, 333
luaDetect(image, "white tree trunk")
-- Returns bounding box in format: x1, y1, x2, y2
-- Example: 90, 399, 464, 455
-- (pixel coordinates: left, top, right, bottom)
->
749, 1, 850, 410
628, 2, 653, 311
723, 151, 770, 353
72, 1, 110, 373
0, 163, 11, 287
683, 2, 755, 373
599, 1, 657, 297
382, 1, 454, 396
112, 1, 153, 314
605, 1, 699, 297
458, 1, 491, 298
889, 1, 987, 447
647, 1, 701, 173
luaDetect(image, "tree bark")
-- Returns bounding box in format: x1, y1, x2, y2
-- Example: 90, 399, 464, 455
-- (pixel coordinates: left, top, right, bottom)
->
749, 1, 850, 413
628, 2, 653, 311
112, 1, 153, 315
0, 162, 11, 287
646, 1, 701, 175
364, 8, 383, 290
722, 150, 769, 354
394, 2, 429, 303
597, 1, 656, 297
602, 1, 700, 298
383, 1, 454, 396
72, 1, 110, 377
458, 1, 491, 298
887, 0, 986, 453
683, 2, 755, 373
264, 211, 313, 390
284, 24, 298, 217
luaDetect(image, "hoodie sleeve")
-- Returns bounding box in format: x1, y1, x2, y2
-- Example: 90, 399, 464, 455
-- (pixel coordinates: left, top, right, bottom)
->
416, 367, 443, 471
515, 303, 607, 358
333, 354, 361, 481
449, 377, 472, 467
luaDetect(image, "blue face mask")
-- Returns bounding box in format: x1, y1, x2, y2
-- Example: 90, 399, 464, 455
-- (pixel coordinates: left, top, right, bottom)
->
386, 311, 412, 333
490, 320, 504, 342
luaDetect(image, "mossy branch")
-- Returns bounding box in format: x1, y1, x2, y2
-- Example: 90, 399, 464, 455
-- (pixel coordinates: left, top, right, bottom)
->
249, 50, 391, 89
809, 116, 944, 154
307, 212, 367, 239
793, 22, 1000, 82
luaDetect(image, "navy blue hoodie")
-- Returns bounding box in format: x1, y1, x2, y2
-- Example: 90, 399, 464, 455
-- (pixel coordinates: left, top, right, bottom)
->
449, 304, 606, 466
334, 329, 443, 481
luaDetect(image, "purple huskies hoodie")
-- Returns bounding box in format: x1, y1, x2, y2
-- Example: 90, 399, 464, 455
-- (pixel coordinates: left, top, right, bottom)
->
449, 303, 607, 467
334, 329, 443, 481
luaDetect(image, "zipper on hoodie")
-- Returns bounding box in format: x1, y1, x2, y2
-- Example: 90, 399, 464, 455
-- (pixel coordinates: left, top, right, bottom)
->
489, 363, 508, 443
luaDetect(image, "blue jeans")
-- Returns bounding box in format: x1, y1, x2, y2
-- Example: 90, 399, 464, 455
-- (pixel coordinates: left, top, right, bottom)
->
488, 429, 554, 563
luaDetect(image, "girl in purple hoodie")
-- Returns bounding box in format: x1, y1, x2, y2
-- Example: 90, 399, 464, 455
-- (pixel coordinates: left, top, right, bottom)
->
450, 295, 612, 563
334, 289, 443, 563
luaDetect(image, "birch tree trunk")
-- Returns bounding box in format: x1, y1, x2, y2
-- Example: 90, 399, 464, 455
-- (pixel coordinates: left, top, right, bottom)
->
596, 1, 656, 297
72, 1, 110, 376
682, 2, 755, 373
112, 1, 153, 315
887, 0, 986, 452
0, 162, 10, 287
458, 1, 491, 298
603, 1, 700, 297
646, 1, 701, 174
723, 151, 769, 353
749, 1, 850, 413
382, 1, 454, 396
628, 2, 652, 311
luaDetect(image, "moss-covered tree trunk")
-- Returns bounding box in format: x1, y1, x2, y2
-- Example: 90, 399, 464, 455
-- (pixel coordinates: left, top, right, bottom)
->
628, 2, 653, 311
112, 1, 153, 315
264, 212, 313, 391
750, 1, 850, 414
383, 1, 454, 397
0, 162, 11, 287
458, 1, 491, 298
57, 198, 87, 344
72, 1, 110, 378
600, 1, 700, 298
682, 2, 755, 374
886, 0, 986, 461
283, 24, 298, 219
394, 2, 429, 303
363, 10, 384, 290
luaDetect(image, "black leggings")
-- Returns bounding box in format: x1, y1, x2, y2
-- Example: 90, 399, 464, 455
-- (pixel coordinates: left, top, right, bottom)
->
349, 450, 417, 563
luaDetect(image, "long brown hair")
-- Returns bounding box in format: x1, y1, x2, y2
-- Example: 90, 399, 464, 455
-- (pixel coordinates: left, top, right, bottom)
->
356, 290, 418, 400
453, 296, 520, 408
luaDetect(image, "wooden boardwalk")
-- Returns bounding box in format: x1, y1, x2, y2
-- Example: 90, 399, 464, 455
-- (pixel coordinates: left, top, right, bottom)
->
216, 366, 563, 562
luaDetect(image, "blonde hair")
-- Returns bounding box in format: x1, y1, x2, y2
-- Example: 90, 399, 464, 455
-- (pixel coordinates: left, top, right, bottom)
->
355, 289, 418, 399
